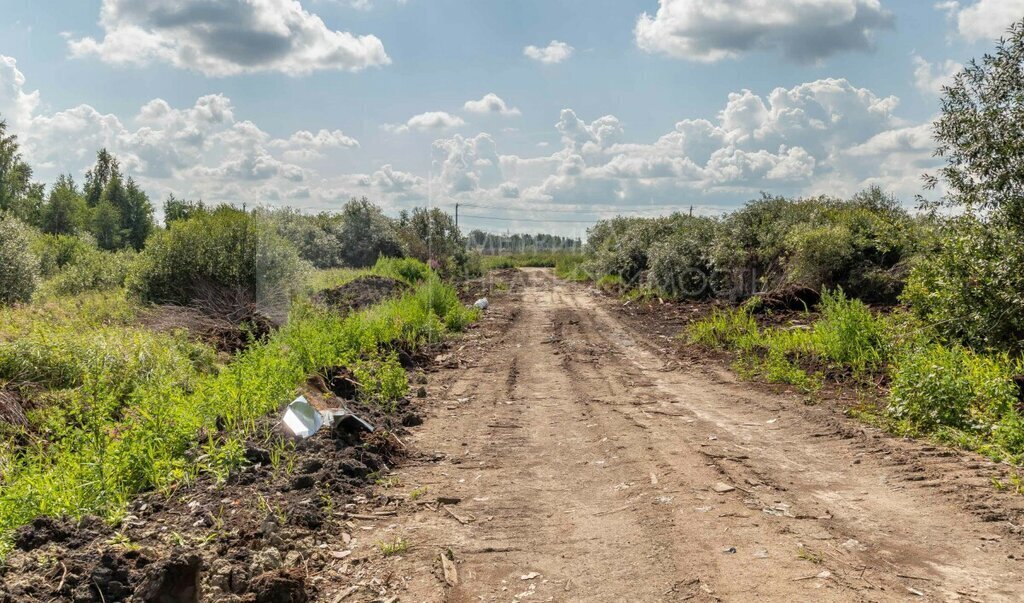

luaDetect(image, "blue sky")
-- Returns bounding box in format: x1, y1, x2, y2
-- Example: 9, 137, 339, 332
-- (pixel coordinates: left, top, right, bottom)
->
0, 0, 1018, 235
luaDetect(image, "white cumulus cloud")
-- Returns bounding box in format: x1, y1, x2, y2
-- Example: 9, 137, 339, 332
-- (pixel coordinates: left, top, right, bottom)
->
463, 93, 521, 117
635, 0, 894, 63
524, 41, 575, 64
912, 55, 962, 96
68, 0, 391, 77
384, 111, 466, 134
937, 0, 1024, 42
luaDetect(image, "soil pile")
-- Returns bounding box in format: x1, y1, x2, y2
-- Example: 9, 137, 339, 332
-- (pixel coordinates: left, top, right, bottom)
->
313, 276, 407, 314
0, 391, 420, 603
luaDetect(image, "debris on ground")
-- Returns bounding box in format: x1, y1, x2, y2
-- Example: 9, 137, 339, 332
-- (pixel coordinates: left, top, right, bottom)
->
313, 276, 408, 314
440, 550, 459, 586
474, 298, 490, 310
282, 395, 375, 439
0, 385, 415, 602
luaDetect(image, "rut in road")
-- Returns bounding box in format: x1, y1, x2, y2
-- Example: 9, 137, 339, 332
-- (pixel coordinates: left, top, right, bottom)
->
389, 269, 1024, 602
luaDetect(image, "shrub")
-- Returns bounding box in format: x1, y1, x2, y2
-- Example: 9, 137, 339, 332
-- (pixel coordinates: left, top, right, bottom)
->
888, 344, 1023, 441
587, 216, 678, 286
0, 216, 40, 305
38, 245, 137, 297
903, 217, 1024, 353
338, 198, 405, 268
258, 207, 345, 269
647, 216, 719, 299
128, 207, 308, 308
32, 233, 94, 278
372, 257, 430, 285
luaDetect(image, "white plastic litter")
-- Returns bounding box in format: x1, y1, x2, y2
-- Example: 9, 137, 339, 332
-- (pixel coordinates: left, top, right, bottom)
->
283, 396, 323, 438
474, 298, 489, 310
282, 396, 376, 438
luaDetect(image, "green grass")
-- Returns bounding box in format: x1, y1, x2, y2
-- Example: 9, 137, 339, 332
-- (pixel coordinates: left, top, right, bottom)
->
0, 270, 476, 553
554, 255, 591, 282
481, 252, 581, 271
687, 289, 1024, 462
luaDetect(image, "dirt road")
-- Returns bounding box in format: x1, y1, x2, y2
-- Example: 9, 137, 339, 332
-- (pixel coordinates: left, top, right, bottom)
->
383, 269, 1024, 602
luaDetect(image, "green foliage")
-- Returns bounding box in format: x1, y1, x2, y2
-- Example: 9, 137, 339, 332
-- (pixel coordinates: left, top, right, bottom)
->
554, 255, 590, 282
889, 345, 1024, 450
32, 233, 92, 278
596, 274, 626, 293
39, 246, 137, 298
40, 175, 88, 236
257, 206, 347, 269
926, 20, 1024, 228
687, 288, 891, 392
686, 307, 759, 351
905, 22, 1024, 354
163, 195, 207, 227
586, 216, 679, 285
372, 257, 430, 285
647, 216, 719, 299
813, 289, 887, 373
129, 207, 308, 307
0, 274, 475, 544
712, 189, 917, 302
338, 198, 405, 268
398, 207, 467, 276
0, 216, 40, 305
480, 252, 569, 270
0, 120, 38, 224
466, 230, 581, 255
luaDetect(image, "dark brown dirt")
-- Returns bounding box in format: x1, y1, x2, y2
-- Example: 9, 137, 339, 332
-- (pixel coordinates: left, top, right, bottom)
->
0, 389, 413, 602
313, 276, 407, 314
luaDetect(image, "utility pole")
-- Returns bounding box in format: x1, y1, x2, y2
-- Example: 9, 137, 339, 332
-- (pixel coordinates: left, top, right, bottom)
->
455, 203, 459, 229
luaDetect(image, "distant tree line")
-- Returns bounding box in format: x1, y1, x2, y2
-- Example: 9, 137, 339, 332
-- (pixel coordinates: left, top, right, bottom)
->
466, 230, 582, 255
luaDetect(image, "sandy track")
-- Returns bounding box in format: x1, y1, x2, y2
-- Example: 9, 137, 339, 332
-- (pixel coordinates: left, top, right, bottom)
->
386, 269, 1024, 602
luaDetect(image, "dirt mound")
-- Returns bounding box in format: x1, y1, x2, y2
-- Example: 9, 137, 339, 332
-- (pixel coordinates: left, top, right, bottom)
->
142, 305, 277, 354
313, 276, 408, 314
751, 284, 820, 313
0, 390, 417, 603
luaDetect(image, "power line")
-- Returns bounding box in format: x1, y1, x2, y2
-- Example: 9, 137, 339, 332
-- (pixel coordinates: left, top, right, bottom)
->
458, 213, 597, 224
455, 202, 694, 215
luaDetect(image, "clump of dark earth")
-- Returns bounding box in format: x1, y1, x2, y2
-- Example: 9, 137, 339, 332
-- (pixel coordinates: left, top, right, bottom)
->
0, 390, 420, 602
134, 551, 201, 603
313, 276, 407, 314
751, 285, 821, 313
251, 568, 307, 603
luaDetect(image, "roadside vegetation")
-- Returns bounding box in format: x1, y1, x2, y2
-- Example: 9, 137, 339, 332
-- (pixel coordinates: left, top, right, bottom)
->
563, 25, 1024, 465
0, 125, 482, 552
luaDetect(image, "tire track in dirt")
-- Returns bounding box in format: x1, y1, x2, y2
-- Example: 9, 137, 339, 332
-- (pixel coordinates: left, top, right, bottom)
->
384, 269, 1024, 602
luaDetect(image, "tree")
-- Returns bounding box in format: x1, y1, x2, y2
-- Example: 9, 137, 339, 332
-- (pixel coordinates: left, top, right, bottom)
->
163, 194, 207, 226
927, 20, 1024, 228
905, 19, 1024, 351
84, 149, 118, 208
123, 177, 154, 249
82, 149, 154, 249
92, 200, 122, 250
0, 119, 39, 223
41, 174, 88, 235
337, 197, 405, 267
398, 207, 466, 273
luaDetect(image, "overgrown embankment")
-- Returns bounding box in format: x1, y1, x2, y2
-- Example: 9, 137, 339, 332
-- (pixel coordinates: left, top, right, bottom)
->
0, 254, 477, 554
